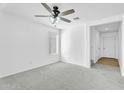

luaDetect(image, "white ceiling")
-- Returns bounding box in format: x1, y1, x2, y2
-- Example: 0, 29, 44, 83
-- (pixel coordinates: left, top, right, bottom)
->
1, 3, 124, 29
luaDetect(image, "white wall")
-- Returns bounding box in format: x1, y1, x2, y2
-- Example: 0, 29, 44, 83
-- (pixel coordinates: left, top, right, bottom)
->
0, 12, 59, 78
118, 27, 122, 75
61, 24, 90, 68
90, 30, 95, 62
95, 31, 100, 61
121, 15, 124, 76
90, 30, 100, 63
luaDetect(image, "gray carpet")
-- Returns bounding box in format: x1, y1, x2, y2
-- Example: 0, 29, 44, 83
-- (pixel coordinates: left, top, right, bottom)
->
0, 62, 124, 90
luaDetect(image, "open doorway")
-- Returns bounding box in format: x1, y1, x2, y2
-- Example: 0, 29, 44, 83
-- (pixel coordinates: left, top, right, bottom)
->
90, 21, 122, 73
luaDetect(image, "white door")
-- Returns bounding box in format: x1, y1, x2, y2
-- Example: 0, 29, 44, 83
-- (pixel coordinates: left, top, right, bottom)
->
101, 32, 117, 58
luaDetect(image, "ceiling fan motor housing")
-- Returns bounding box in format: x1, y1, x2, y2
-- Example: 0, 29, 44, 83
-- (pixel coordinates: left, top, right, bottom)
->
53, 6, 60, 18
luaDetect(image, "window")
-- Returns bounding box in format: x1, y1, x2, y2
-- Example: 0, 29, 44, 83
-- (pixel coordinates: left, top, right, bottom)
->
49, 31, 59, 55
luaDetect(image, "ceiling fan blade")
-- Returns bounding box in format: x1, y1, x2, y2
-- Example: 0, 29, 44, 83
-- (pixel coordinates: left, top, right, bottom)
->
41, 3, 53, 14
35, 15, 51, 17
60, 9, 75, 16
60, 17, 71, 23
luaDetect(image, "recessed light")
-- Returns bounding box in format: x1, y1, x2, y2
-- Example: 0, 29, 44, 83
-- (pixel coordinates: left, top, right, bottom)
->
105, 27, 109, 31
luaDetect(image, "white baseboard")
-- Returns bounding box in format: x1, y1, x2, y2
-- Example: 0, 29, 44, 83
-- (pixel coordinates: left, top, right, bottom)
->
0, 61, 59, 79
61, 57, 91, 69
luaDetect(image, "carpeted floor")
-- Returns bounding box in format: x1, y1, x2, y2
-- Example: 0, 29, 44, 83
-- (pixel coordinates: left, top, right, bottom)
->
0, 62, 123, 90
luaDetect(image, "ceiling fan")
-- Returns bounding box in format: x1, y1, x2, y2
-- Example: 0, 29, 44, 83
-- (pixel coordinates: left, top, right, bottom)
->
34, 3, 75, 24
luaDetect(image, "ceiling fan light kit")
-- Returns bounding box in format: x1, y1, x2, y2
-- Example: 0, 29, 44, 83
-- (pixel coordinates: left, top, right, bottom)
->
49, 16, 60, 24
34, 3, 76, 25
